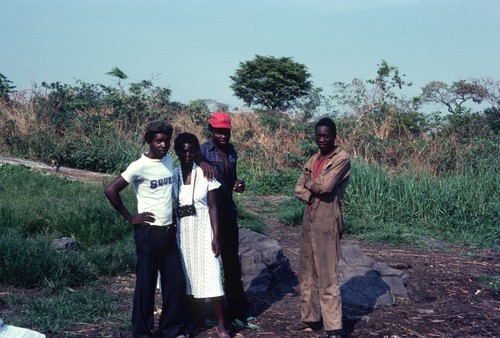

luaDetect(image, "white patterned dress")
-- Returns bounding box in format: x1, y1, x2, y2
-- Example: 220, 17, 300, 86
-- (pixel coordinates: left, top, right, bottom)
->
173, 164, 224, 298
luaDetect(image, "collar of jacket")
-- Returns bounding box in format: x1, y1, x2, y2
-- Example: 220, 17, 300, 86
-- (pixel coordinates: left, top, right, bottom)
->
316, 145, 341, 160
206, 139, 235, 153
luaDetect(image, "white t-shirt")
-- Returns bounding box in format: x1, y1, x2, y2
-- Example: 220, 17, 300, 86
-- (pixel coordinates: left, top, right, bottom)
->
121, 154, 174, 226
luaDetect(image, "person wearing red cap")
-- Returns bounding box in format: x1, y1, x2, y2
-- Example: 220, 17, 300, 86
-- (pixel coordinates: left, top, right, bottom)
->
199, 112, 251, 325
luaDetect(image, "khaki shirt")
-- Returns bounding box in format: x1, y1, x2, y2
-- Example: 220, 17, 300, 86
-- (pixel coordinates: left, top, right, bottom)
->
295, 145, 350, 234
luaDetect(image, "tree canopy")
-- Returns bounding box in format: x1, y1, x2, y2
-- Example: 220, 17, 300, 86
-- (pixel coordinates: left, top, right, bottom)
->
230, 55, 313, 111
421, 79, 498, 113
0, 73, 16, 102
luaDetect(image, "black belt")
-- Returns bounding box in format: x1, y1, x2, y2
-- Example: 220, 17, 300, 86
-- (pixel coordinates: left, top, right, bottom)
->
139, 224, 175, 232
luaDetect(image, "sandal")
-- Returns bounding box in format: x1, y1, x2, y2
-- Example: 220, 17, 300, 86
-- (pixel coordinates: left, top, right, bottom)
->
215, 326, 230, 338
245, 317, 261, 330
232, 317, 261, 330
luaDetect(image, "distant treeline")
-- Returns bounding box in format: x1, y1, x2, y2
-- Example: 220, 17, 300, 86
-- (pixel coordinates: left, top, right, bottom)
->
0, 69, 498, 176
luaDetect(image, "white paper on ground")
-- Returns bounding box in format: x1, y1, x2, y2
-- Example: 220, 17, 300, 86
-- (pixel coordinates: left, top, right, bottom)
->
0, 325, 46, 338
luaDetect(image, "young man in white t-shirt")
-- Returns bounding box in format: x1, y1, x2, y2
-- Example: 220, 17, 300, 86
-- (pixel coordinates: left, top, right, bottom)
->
105, 120, 187, 338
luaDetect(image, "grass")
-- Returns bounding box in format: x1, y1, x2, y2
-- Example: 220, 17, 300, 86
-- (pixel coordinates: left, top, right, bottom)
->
236, 204, 266, 234
273, 158, 499, 249
0, 231, 98, 288
345, 159, 499, 249
234, 194, 271, 234
0, 164, 133, 246
475, 274, 500, 292
4, 286, 130, 335
0, 164, 137, 289
274, 197, 303, 226
239, 163, 300, 195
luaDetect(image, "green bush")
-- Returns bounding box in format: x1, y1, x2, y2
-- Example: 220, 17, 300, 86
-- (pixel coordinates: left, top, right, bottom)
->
239, 164, 300, 195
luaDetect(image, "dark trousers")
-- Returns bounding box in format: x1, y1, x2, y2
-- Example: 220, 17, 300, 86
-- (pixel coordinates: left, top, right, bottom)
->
219, 218, 249, 321
132, 225, 186, 338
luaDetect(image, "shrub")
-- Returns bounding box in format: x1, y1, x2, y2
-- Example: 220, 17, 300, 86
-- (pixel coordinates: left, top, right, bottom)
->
239, 164, 300, 195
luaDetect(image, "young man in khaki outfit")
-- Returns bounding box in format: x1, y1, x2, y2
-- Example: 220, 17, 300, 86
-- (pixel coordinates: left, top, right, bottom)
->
291, 117, 350, 338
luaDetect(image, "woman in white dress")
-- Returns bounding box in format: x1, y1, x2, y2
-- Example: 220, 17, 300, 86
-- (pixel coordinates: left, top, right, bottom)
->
173, 132, 229, 338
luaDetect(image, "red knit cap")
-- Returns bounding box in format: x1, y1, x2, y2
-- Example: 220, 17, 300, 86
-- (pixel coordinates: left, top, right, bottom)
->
209, 112, 232, 129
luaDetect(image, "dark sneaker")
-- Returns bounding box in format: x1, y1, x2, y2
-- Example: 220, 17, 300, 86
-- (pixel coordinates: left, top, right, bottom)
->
287, 321, 322, 332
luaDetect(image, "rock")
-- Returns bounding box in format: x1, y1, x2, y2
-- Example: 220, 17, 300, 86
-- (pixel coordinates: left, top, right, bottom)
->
339, 245, 409, 309
239, 228, 290, 294
51, 237, 78, 250
238, 228, 409, 311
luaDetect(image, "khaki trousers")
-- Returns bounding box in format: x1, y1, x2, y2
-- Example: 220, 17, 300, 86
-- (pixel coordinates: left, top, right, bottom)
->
299, 218, 342, 331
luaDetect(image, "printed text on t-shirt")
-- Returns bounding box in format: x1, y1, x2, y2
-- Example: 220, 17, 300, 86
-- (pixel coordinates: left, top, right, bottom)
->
150, 177, 173, 189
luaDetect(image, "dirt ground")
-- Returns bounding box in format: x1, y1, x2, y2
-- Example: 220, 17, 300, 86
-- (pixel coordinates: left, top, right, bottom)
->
1, 157, 499, 338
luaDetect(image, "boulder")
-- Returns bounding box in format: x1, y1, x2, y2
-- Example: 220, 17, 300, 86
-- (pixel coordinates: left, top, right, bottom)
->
239, 228, 290, 294
238, 228, 408, 310
339, 244, 409, 310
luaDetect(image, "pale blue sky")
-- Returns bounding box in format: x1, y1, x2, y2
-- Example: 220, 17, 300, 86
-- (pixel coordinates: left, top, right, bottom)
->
2, 0, 499, 110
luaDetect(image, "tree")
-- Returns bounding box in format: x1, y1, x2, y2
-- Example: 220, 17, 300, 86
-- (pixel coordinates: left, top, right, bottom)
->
105, 67, 128, 90
105, 67, 128, 80
230, 55, 313, 111
327, 61, 424, 164
0, 73, 16, 102
329, 60, 417, 120
483, 106, 500, 134
420, 79, 498, 113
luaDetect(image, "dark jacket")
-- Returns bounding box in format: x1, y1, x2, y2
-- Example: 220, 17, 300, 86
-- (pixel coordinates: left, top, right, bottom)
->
200, 140, 238, 220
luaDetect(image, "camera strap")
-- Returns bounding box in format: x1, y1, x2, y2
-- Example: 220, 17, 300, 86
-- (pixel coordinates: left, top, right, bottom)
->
178, 165, 197, 206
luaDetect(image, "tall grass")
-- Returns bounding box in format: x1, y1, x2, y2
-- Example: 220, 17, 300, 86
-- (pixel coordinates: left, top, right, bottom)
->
0, 231, 99, 288
0, 163, 265, 290
346, 159, 499, 248
275, 158, 499, 249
